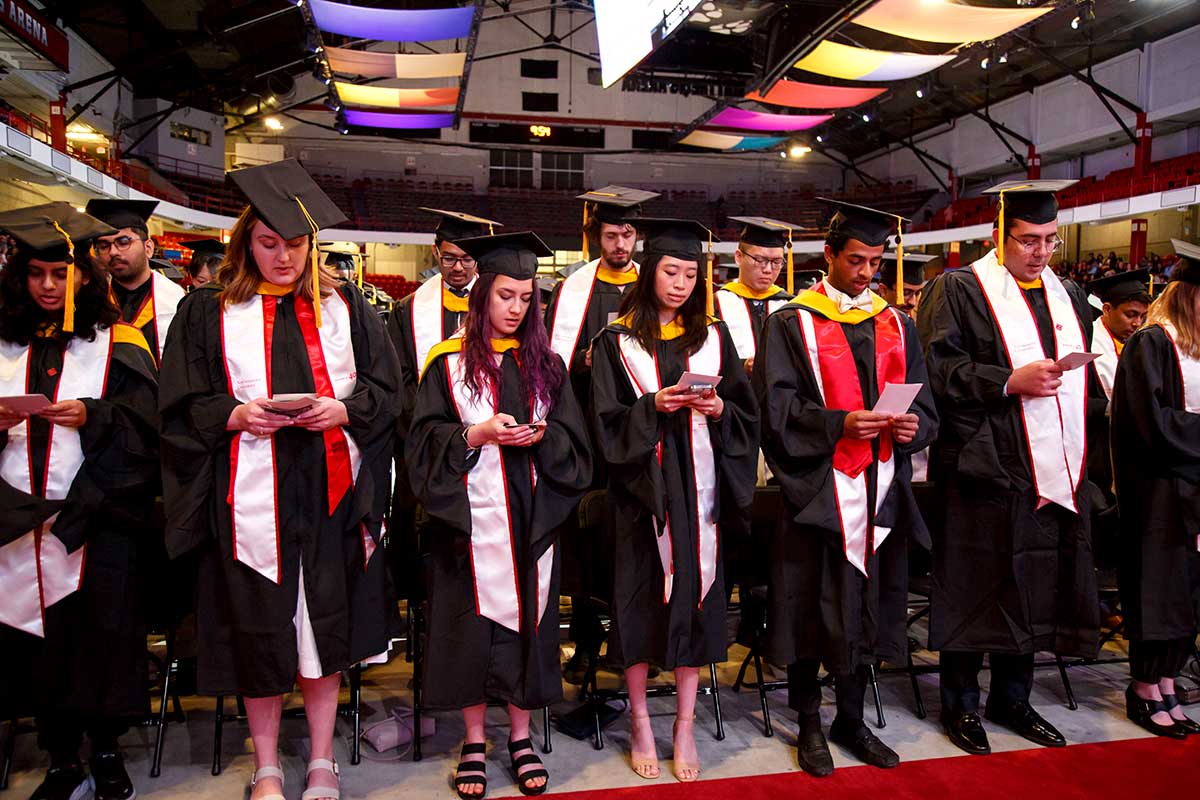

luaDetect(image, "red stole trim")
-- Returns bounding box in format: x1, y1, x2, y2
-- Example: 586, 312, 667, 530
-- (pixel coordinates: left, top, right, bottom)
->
295, 296, 355, 516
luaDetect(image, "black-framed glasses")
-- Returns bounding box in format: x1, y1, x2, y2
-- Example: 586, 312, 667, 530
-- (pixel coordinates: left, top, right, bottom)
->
93, 236, 145, 255
1012, 236, 1064, 256
439, 254, 476, 269
738, 249, 784, 270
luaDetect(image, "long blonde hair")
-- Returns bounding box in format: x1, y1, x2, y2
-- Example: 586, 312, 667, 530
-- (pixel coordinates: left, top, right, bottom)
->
218, 206, 340, 306
1146, 279, 1200, 360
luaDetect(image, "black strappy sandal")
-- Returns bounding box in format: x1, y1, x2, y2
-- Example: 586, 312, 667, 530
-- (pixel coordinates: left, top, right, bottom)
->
454, 742, 488, 800
507, 737, 549, 796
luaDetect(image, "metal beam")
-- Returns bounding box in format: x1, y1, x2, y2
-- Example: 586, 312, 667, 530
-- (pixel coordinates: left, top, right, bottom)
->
811, 145, 885, 189
482, 2, 591, 22
122, 103, 179, 156
453, 1, 486, 131
1014, 33, 1142, 115
969, 110, 1028, 168
65, 75, 120, 126
62, 69, 119, 93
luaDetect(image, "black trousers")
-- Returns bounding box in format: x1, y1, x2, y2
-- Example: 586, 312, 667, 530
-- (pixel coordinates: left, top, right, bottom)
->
787, 659, 868, 728
36, 713, 126, 766
1129, 638, 1195, 684
939, 651, 1035, 717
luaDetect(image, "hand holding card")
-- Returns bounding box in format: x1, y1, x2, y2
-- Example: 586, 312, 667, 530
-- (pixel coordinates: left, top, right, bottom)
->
872, 383, 923, 416
0, 394, 52, 415
1055, 351, 1100, 371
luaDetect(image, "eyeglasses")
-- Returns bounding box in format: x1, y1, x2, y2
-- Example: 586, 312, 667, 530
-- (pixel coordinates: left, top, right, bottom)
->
1012, 236, 1063, 256
439, 254, 476, 269
93, 236, 144, 255
738, 249, 784, 270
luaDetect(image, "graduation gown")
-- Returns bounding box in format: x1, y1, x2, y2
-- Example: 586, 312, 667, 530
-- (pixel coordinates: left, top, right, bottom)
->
111, 270, 185, 365
1111, 324, 1200, 641
0, 326, 159, 718
918, 254, 1100, 657
755, 291, 937, 673
713, 281, 792, 364
406, 340, 592, 709
160, 285, 401, 697
590, 318, 759, 669
385, 278, 469, 595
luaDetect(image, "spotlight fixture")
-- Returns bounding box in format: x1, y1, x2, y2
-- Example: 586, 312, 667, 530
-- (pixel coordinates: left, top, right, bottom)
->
815, 135, 824, 143
861, 112, 871, 123
264, 116, 284, 131
1071, 15, 1080, 28
998, 51, 1008, 64
779, 150, 788, 159
980, 56, 990, 70
915, 87, 925, 99
789, 144, 811, 158
335, 118, 350, 135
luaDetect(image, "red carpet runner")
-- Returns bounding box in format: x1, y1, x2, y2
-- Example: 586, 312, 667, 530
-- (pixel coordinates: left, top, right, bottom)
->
547, 735, 1199, 799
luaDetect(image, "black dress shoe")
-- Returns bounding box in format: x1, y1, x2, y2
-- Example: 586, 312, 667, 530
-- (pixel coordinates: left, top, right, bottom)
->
985, 699, 1067, 747
829, 721, 899, 769
1126, 685, 1189, 740
942, 712, 991, 755
91, 751, 136, 800
29, 764, 92, 800
795, 726, 834, 777
1161, 694, 1200, 735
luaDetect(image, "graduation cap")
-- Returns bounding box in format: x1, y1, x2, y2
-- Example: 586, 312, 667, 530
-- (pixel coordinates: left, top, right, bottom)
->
0, 202, 116, 332
879, 251, 934, 288
794, 269, 825, 291
420, 207, 501, 243
84, 199, 158, 234
419, 267, 439, 281
150, 258, 185, 282
983, 180, 1078, 267
454, 231, 553, 281
537, 276, 558, 299
1089, 269, 1151, 304
228, 159, 349, 325
184, 238, 226, 258
819, 198, 909, 299
629, 217, 719, 315
577, 186, 660, 259
730, 216, 807, 294
1170, 239, 1200, 286
556, 259, 588, 279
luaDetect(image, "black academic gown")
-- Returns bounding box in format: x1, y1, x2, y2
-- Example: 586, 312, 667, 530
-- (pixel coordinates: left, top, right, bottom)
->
385, 288, 467, 596
0, 329, 159, 718
1111, 324, 1200, 642
590, 320, 759, 669
160, 285, 401, 697
715, 286, 792, 361
112, 279, 162, 364
406, 348, 592, 710
917, 269, 1101, 657
755, 303, 938, 673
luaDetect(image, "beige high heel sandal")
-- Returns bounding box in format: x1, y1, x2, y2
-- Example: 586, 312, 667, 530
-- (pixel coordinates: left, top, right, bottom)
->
249, 765, 285, 800
672, 716, 700, 783
630, 712, 660, 779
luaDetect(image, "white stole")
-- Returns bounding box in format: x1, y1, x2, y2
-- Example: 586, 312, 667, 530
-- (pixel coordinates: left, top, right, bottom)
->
714, 289, 789, 360
444, 345, 553, 633
1092, 316, 1119, 403
616, 325, 722, 605
548, 260, 640, 364
0, 328, 112, 636
221, 293, 363, 584
794, 306, 904, 575
150, 270, 185, 360
971, 250, 1087, 513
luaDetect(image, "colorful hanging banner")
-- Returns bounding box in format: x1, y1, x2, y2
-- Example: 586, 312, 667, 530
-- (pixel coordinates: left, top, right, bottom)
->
326, 47, 467, 79
854, 0, 1051, 45
310, 0, 474, 41
794, 40, 954, 82
745, 79, 886, 110
709, 108, 833, 132
680, 131, 787, 151
343, 109, 456, 129
334, 83, 460, 109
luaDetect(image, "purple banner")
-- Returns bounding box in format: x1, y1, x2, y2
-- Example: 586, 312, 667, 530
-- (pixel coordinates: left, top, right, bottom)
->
344, 109, 456, 129
310, 0, 474, 42
709, 108, 833, 132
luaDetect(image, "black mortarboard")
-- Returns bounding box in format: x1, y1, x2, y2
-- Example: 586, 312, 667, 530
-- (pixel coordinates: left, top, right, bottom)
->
151, 258, 185, 282
0, 202, 116, 332
730, 216, 805, 249
1089, 269, 1150, 304
538, 277, 557, 299
228, 159, 348, 240
1170, 239, 1200, 286
421, 207, 502, 243
84, 199, 158, 233
818, 198, 905, 248
879, 252, 934, 287
794, 269, 824, 290
184, 238, 226, 257
455, 231, 552, 281
629, 218, 715, 262
578, 186, 660, 226
324, 252, 356, 269
984, 180, 1077, 226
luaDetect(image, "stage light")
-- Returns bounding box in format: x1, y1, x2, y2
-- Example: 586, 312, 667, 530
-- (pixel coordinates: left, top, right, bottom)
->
915, 87, 924, 98
980, 56, 989, 69
816, 135, 824, 143
779, 150, 788, 159
861, 112, 871, 122
336, 120, 350, 135
789, 145, 812, 158
998, 51, 1008, 63
1071, 15, 1080, 28
264, 116, 284, 130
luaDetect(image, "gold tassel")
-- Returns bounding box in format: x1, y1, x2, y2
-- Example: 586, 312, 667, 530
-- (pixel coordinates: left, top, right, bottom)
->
996, 191, 1005, 267
51, 220, 75, 332
581, 203, 590, 262
294, 197, 323, 327
706, 231, 714, 317
1149, 272, 1155, 296
786, 229, 794, 295
356, 252, 363, 290
895, 215, 904, 302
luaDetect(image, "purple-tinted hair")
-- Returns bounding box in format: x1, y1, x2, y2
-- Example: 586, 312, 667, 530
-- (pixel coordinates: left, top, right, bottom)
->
460, 272, 565, 413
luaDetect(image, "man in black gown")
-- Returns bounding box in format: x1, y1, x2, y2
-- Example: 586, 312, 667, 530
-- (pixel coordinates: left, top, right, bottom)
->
86, 199, 185, 365
755, 201, 937, 776
918, 180, 1101, 755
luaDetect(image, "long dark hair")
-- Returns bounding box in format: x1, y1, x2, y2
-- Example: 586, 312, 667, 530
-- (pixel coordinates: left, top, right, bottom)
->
617, 252, 710, 355
460, 272, 565, 412
0, 248, 119, 345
